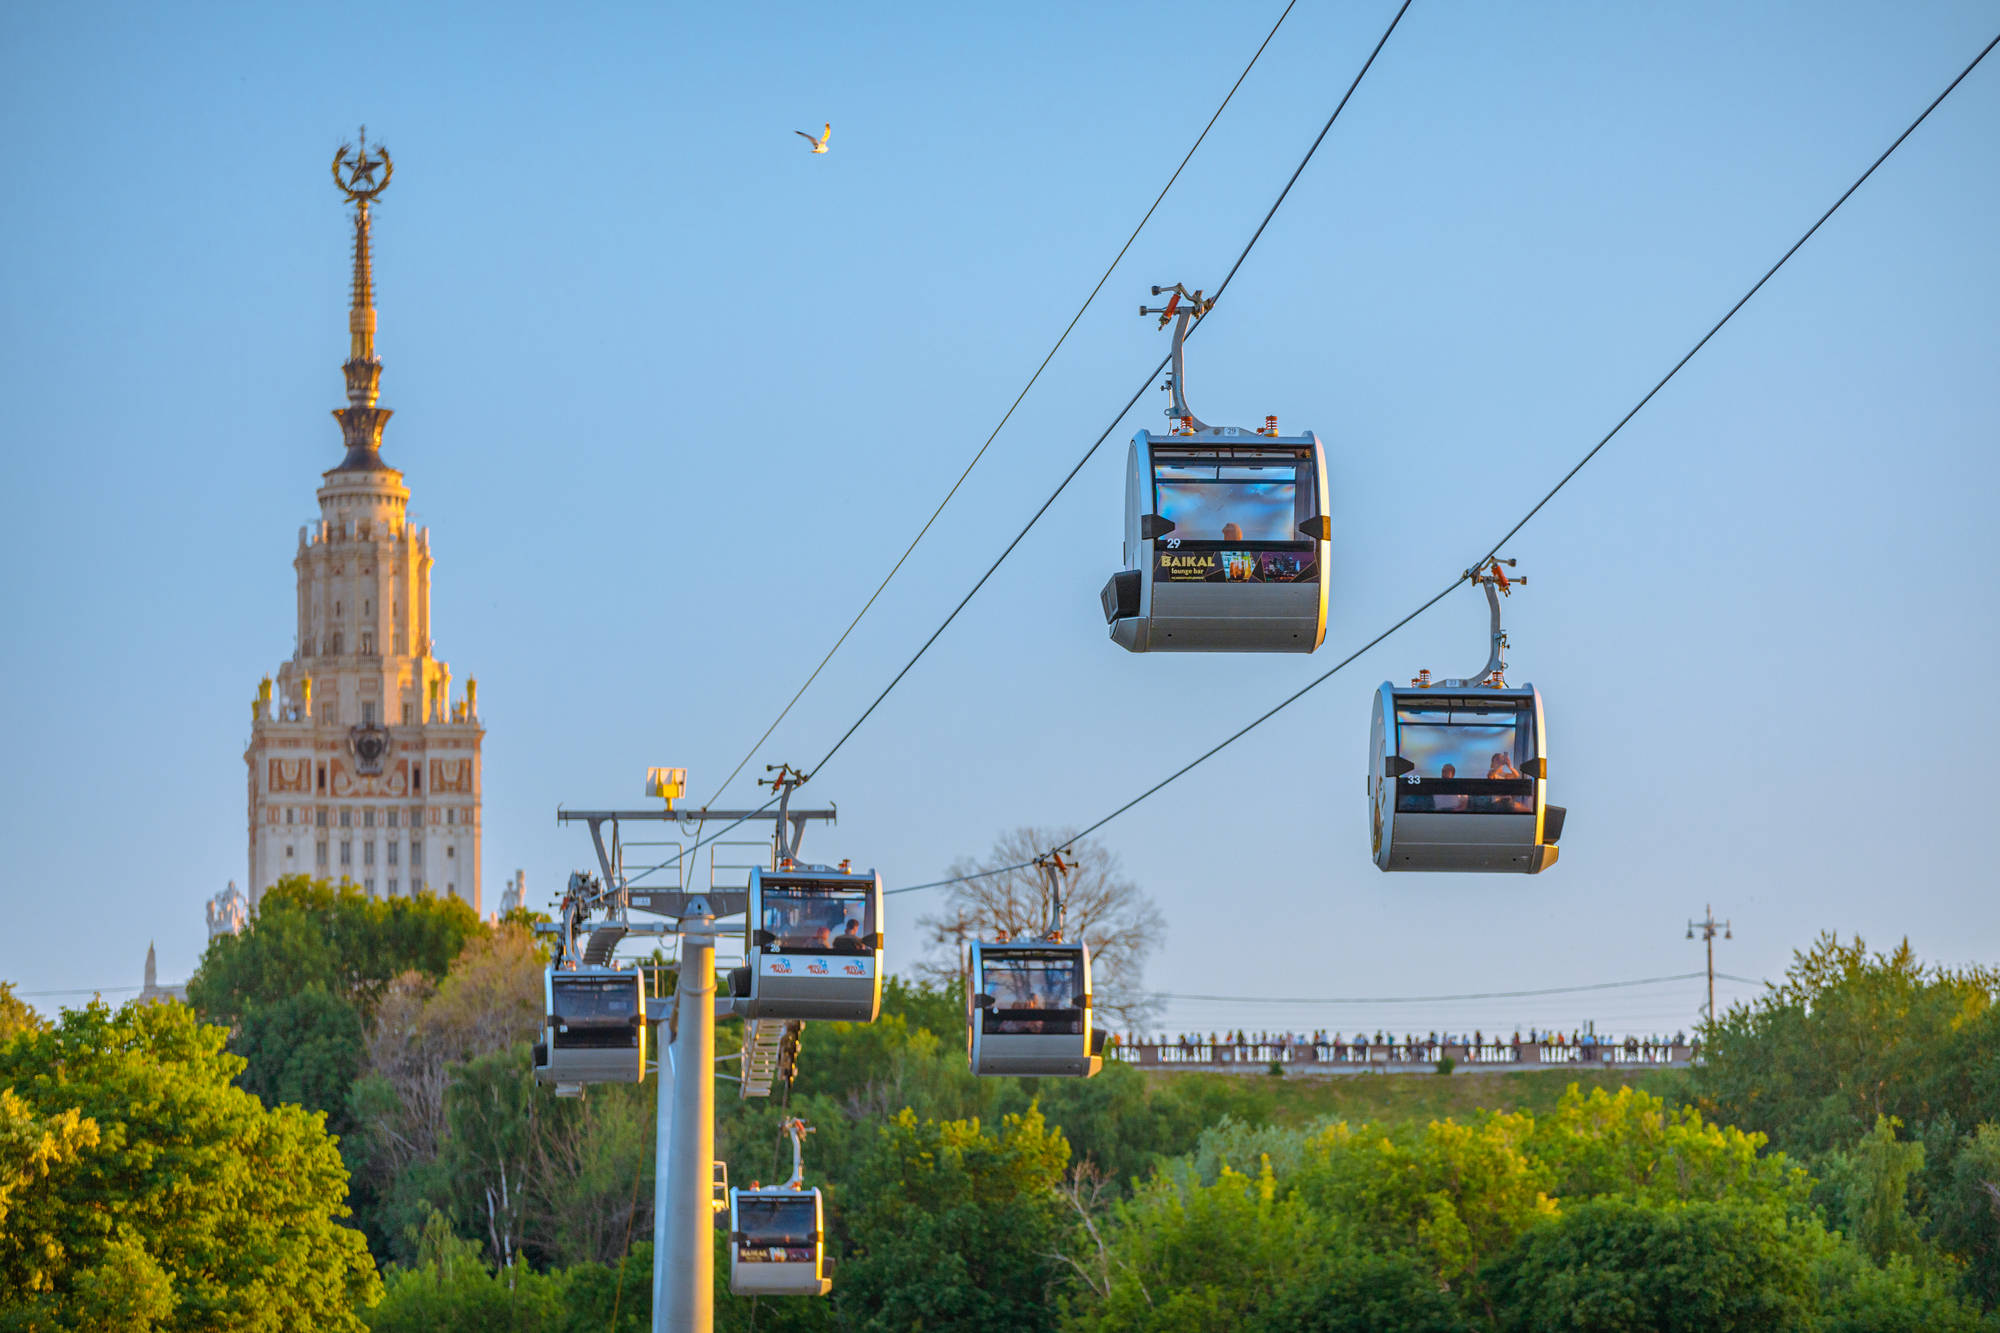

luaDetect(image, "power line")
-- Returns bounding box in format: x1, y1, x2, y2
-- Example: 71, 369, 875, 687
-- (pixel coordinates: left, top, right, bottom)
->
700, 0, 1304, 810
804, 0, 1416, 785
18, 985, 145, 998
1150, 970, 1762, 1005
1154, 971, 1712, 1005
884, 25, 2000, 900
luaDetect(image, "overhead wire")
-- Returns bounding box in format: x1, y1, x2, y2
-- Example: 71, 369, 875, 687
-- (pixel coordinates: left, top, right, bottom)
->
1150, 970, 1737, 1005
804, 0, 1417, 785
883, 24, 2000, 900
698, 0, 1305, 811
583, 0, 1414, 898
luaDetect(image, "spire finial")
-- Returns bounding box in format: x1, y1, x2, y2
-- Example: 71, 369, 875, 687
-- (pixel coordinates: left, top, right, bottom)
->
328, 129, 397, 471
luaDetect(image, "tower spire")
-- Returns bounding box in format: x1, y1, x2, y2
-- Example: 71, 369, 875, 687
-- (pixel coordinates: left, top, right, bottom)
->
329, 128, 396, 471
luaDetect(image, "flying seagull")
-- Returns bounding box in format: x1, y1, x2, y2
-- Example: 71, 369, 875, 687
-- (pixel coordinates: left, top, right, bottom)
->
795, 123, 830, 154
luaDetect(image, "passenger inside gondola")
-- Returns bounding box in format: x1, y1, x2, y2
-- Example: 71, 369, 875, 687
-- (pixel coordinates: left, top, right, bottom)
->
1394, 699, 1537, 815
761, 884, 875, 952
982, 955, 1082, 1035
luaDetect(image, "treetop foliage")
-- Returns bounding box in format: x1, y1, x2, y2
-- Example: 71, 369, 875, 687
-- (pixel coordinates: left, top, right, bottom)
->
0, 999, 380, 1330
1693, 932, 1998, 1160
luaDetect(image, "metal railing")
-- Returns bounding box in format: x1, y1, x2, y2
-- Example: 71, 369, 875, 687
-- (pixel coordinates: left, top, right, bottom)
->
1109, 1037, 1697, 1070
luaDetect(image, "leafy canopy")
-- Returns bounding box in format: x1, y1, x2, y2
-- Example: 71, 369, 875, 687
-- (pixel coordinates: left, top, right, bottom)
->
0, 999, 380, 1331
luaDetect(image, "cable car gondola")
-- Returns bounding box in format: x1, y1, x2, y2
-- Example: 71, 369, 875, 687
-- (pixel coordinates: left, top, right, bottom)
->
1100, 285, 1331, 653
729, 1118, 833, 1298
1369, 560, 1565, 873
735, 863, 884, 1022
533, 963, 647, 1092
965, 853, 1104, 1077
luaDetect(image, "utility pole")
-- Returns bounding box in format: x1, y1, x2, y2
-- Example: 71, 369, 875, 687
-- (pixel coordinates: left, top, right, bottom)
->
1686, 905, 1732, 1025
556, 766, 836, 1333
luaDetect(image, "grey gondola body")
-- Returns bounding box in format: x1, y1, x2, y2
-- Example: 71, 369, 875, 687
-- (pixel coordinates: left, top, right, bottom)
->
966, 940, 1104, 1077
533, 965, 647, 1087
1369, 682, 1564, 873
741, 867, 884, 1022
729, 1186, 831, 1297
1101, 429, 1330, 653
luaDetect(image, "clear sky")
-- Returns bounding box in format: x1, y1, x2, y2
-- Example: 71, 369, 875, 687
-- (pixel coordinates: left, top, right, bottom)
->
3, 0, 1996, 1035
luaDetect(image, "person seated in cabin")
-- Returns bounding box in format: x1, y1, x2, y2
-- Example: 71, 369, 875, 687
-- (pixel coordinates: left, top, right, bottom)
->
1433, 763, 1468, 812
833, 919, 867, 952
1222, 522, 1244, 541
1486, 752, 1529, 811
811, 926, 834, 950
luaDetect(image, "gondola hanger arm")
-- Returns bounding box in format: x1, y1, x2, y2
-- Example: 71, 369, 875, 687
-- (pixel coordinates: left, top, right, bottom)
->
1137, 283, 1214, 433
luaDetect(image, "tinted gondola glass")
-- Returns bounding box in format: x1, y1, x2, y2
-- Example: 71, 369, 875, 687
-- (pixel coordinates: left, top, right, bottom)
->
740, 867, 884, 1022
729, 1188, 830, 1297
966, 941, 1104, 1077
1102, 432, 1330, 653
534, 966, 646, 1089
1369, 684, 1562, 874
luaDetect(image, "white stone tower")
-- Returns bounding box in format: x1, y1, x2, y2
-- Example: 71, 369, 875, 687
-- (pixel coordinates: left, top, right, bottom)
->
243, 131, 483, 912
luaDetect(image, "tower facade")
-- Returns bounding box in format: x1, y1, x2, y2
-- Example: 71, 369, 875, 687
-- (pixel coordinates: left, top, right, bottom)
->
243, 134, 483, 912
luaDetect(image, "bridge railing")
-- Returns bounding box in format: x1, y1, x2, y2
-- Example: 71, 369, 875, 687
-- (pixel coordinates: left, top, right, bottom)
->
1110, 1039, 1696, 1069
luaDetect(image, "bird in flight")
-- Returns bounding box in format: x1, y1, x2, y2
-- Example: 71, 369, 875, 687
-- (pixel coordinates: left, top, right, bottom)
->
795, 123, 831, 154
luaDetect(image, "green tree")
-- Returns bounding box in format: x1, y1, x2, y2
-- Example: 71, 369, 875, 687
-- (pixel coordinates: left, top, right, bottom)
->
0, 982, 44, 1043
187, 875, 482, 1139
1529, 1084, 1808, 1209
1077, 1157, 1325, 1333
346, 925, 547, 1257
1485, 1199, 1815, 1333
1290, 1114, 1557, 1304
1247, 1246, 1471, 1333
0, 1000, 380, 1330
838, 1105, 1071, 1332
1925, 1121, 2000, 1309
364, 1210, 559, 1333
1690, 934, 1998, 1160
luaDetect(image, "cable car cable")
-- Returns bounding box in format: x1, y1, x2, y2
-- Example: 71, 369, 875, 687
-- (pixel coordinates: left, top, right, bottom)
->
700, 0, 1306, 811
802, 0, 1416, 787
883, 24, 1999, 900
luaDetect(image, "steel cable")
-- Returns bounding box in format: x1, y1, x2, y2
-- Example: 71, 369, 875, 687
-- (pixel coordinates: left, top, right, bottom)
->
885, 25, 1999, 898
805, 0, 1416, 784
700, 0, 1305, 810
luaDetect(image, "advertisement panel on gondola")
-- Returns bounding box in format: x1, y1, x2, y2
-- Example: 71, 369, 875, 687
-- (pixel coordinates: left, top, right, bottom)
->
760, 954, 876, 978
1153, 547, 1317, 583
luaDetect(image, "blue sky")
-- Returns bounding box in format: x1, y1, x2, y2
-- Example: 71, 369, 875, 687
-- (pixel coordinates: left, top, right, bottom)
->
3, 0, 1996, 1036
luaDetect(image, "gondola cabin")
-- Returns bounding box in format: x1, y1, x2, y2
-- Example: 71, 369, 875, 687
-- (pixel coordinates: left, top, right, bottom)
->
1369, 682, 1564, 873
1101, 429, 1331, 652
740, 866, 884, 1022
729, 1186, 831, 1297
966, 940, 1104, 1077
533, 964, 646, 1092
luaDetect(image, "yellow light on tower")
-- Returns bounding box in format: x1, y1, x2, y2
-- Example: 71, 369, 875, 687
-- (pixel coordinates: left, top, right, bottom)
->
645, 767, 688, 810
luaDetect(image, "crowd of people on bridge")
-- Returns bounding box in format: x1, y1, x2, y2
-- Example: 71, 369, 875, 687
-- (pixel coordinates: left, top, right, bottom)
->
1115, 1028, 1694, 1059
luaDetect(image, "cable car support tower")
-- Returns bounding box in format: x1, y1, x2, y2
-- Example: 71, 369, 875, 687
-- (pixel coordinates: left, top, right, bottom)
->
552, 766, 836, 1333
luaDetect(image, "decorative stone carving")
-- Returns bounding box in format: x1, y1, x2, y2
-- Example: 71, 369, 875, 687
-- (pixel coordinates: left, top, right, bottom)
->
207, 881, 248, 939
